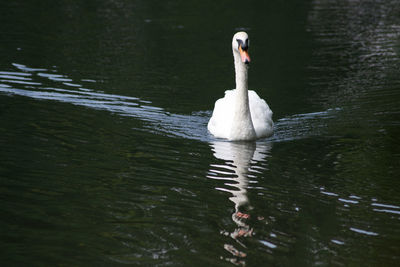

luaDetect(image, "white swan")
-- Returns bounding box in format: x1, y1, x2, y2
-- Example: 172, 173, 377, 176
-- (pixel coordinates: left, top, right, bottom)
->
208, 32, 273, 141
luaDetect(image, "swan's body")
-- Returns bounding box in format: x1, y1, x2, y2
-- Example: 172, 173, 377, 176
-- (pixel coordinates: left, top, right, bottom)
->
208, 32, 273, 141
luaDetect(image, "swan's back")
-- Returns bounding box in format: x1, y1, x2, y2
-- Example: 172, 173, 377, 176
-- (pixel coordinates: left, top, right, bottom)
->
208, 89, 273, 140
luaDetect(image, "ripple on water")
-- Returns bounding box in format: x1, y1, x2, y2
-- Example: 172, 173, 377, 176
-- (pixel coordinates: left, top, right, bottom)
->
0, 63, 343, 144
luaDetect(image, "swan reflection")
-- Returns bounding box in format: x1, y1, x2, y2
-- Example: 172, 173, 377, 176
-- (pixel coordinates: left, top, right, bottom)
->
208, 141, 271, 265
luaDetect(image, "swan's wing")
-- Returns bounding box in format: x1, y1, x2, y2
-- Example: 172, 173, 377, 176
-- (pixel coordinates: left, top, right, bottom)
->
248, 90, 274, 138
208, 90, 236, 138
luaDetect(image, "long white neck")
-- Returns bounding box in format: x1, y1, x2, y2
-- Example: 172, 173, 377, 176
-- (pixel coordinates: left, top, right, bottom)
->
234, 52, 248, 94
230, 51, 256, 140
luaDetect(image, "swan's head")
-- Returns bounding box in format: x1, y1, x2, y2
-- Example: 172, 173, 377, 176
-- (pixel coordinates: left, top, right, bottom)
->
232, 32, 251, 65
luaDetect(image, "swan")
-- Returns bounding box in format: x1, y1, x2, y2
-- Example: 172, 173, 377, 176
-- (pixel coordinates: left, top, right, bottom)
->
208, 32, 273, 141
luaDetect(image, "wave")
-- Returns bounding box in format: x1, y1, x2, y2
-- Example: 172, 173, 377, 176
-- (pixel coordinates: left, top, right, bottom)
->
0, 63, 340, 143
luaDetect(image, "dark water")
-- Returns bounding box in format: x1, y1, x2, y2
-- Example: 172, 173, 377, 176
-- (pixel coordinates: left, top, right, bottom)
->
1, 0, 399, 266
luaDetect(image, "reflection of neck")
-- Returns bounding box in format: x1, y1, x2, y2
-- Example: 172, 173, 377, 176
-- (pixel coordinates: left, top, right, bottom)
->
227, 142, 256, 211
229, 163, 250, 211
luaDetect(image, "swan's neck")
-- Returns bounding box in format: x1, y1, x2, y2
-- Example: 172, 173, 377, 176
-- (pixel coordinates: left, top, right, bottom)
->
234, 54, 248, 94
230, 51, 256, 140
233, 52, 250, 107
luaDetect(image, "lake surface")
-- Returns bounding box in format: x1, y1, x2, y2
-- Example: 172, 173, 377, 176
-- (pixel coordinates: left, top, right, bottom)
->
1, 0, 399, 266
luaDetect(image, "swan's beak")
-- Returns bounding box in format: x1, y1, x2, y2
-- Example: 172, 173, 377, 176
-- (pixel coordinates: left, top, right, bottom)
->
239, 46, 251, 64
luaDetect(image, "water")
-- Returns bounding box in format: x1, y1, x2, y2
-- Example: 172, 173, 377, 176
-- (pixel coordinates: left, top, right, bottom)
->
1, 0, 399, 266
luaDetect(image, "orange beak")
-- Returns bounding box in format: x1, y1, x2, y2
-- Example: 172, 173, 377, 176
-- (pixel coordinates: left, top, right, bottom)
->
239, 45, 250, 64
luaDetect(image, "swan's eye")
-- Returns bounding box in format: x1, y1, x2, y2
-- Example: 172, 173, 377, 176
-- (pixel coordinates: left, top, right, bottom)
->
236, 39, 249, 51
